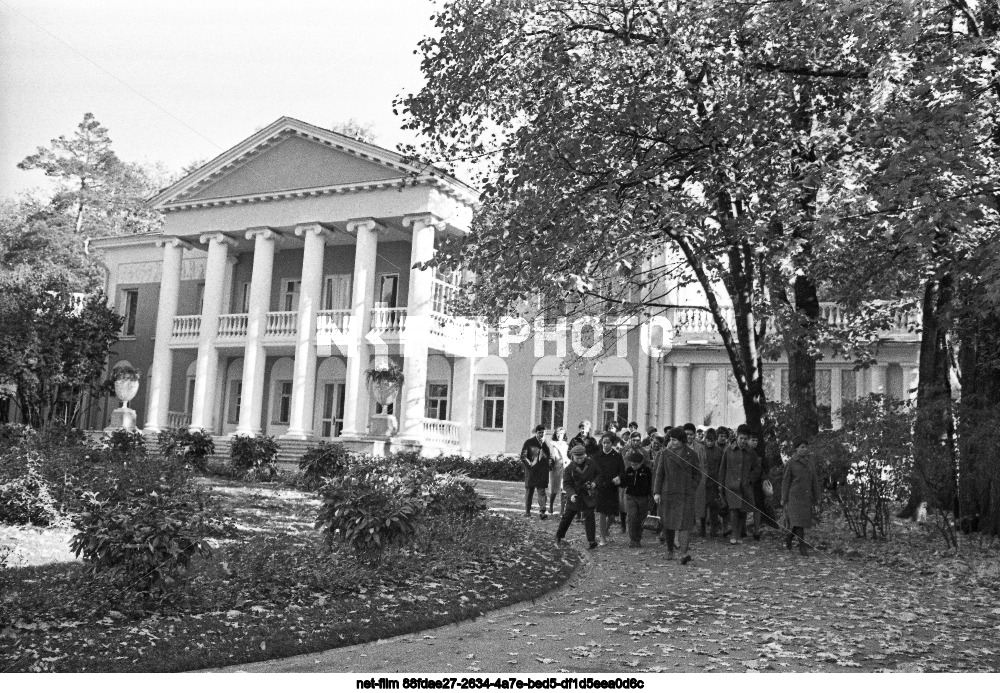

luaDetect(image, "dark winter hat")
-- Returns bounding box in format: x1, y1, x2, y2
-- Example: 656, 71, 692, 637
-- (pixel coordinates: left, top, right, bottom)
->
736, 423, 752, 436
570, 444, 587, 457
626, 450, 645, 465
793, 436, 808, 449
683, 422, 696, 432
668, 426, 687, 442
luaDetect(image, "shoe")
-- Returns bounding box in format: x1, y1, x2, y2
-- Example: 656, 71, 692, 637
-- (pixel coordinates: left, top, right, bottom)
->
555, 537, 563, 547
722, 530, 731, 537
730, 538, 738, 545
525, 512, 531, 518
598, 539, 606, 547
666, 551, 674, 560
540, 512, 547, 520
753, 533, 761, 541
629, 541, 640, 548
680, 555, 691, 565
658, 536, 666, 544
588, 542, 599, 550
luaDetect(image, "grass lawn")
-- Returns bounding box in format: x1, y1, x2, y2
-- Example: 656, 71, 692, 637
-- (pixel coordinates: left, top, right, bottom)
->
0, 477, 580, 672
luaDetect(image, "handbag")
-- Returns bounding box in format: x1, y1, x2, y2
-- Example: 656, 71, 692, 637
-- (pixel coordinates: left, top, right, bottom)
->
762, 479, 774, 498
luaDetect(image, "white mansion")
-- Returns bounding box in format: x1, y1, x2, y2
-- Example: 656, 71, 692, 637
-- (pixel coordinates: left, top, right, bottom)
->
77, 117, 919, 457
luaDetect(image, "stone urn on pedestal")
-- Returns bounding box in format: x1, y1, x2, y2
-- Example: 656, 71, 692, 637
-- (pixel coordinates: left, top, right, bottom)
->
365, 361, 403, 438
107, 364, 140, 432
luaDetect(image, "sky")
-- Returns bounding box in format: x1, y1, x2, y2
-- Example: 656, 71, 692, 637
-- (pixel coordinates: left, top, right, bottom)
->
0, 0, 440, 198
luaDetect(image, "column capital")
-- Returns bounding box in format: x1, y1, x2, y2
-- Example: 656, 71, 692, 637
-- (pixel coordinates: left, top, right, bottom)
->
346, 218, 385, 234
293, 223, 331, 240
402, 213, 445, 231
245, 227, 280, 241
199, 232, 239, 248
155, 236, 193, 250
673, 362, 692, 369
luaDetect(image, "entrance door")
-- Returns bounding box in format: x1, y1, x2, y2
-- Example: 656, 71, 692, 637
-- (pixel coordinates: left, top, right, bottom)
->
321, 382, 346, 438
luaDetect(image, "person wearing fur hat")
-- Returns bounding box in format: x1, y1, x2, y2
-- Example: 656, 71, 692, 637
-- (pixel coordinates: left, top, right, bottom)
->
781, 438, 822, 555
653, 427, 701, 562
555, 444, 599, 549
718, 423, 763, 544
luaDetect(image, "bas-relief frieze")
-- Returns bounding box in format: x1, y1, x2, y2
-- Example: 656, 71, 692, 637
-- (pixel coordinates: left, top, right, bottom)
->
117, 259, 206, 284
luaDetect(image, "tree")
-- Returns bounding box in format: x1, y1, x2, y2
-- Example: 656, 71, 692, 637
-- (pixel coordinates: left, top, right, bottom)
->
17, 113, 161, 237
331, 118, 377, 144
400, 0, 916, 434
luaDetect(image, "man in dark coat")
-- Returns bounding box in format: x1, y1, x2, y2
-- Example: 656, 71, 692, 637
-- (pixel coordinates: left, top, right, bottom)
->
653, 427, 701, 563
781, 438, 822, 555
520, 424, 552, 518
592, 434, 625, 544
718, 423, 762, 544
702, 428, 725, 537
555, 445, 599, 549
568, 419, 600, 457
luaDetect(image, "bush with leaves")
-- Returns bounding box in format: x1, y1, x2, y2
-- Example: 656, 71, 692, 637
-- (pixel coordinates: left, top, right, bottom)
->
823, 395, 914, 540
314, 466, 423, 560
157, 428, 215, 471
70, 486, 215, 595
103, 428, 146, 455
0, 452, 63, 526
298, 441, 350, 490
230, 434, 278, 481
424, 474, 488, 516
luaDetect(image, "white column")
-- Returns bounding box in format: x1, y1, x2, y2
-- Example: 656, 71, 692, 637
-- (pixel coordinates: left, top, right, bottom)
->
830, 367, 843, 429
284, 224, 328, 440
636, 350, 650, 429
870, 363, 888, 396
452, 356, 476, 455
661, 363, 675, 428
903, 363, 919, 402
340, 219, 380, 438
399, 214, 439, 440
235, 228, 278, 436
674, 363, 692, 426
190, 233, 236, 432
144, 237, 187, 433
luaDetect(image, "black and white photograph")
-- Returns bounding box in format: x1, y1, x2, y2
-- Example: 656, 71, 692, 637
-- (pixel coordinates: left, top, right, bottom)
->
1, 0, 999, 679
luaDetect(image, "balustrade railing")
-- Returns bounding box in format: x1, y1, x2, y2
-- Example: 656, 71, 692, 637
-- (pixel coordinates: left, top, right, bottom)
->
265, 311, 298, 338
316, 309, 351, 338
422, 418, 461, 448
217, 313, 249, 338
370, 307, 406, 335
669, 302, 921, 337
171, 315, 202, 340
167, 411, 191, 430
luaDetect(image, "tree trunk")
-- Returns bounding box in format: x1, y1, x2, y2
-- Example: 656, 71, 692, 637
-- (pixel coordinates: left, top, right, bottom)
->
904, 274, 957, 519
956, 304, 1000, 535
785, 275, 821, 441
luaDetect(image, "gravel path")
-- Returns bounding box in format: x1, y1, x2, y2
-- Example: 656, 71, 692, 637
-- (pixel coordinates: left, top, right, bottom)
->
215, 480, 1000, 673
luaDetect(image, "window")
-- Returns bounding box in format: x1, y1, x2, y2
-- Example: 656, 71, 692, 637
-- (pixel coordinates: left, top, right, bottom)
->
479, 382, 505, 430
599, 382, 629, 431
426, 383, 449, 420
240, 282, 251, 313
120, 289, 139, 337
537, 381, 565, 431
817, 369, 832, 429
323, 275, 352, 311
282, 280, 301, 312
276, 381, 293, 424
841, 369, 857, 403
185, 377, 196, 415
377, 274, 399, 308
321, 382, 346, 437
227, 382, 242, 424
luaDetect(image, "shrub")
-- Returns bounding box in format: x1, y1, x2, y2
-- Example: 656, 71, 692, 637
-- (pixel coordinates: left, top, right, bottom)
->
0, 453, 63, 526
157, 428, 216, 471
314, 467, 423, 560
103, 428, 147, 455
465, 454, 523, 481
70, 486, 215, 594
298, 441, 350, 489
0, 423, 37, 450
230, 434, 278, 481
425, 474, 487, 516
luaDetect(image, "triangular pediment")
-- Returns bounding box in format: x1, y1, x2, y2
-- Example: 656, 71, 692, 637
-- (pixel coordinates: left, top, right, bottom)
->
177, 134, 401, 202
150, 117, 476, 209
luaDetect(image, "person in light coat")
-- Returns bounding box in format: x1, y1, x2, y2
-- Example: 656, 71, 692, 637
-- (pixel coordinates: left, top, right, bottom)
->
781, 438, 823, 556
548, 426, 569, 516
653, 427, 701, 563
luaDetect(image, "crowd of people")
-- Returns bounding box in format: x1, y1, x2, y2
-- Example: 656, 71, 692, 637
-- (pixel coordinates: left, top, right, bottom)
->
519, 419, 822, 563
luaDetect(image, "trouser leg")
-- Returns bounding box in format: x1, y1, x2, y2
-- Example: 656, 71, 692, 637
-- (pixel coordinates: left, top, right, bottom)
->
663, 528, 676, 554
678, 529, 690, 552
556, 507, 577, 539
598, 513, 611, 541
537, 488, 547, 515
583, 507, 596, 543
729, 509, 746, 539
524, 485, 533, 514
626, 497, 646, 544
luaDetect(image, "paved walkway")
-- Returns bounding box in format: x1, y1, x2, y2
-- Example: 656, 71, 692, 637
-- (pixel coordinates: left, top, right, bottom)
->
216, 480, 1000, 673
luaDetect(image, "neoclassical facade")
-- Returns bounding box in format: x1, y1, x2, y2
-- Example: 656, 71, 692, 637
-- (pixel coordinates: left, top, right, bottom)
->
86, 117, 921, 456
